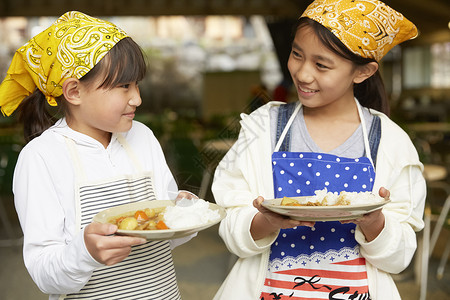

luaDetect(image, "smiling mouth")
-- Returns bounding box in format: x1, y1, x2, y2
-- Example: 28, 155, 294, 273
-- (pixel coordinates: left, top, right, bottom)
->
299, 86, 319, 93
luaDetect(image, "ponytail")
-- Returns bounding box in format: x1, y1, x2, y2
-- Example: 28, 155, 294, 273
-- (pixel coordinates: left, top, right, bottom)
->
16, 89, 60, 143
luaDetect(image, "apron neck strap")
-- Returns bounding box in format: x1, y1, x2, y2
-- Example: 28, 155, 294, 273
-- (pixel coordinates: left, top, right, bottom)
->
355, 98, 374, 166
64, 138, 88, 182
274, 103, 301, 152
273, 99, 374, 166
64, 133, 144, 180
115, 133, 144, 173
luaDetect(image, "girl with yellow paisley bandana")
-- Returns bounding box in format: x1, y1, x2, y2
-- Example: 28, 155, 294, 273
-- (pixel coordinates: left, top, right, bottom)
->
0, 11, 196, 300
212, 1, 425, 299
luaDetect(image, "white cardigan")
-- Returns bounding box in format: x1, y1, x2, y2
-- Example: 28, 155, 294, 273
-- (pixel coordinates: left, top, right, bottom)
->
212, 101, 426, 300
13, 119, 186, 298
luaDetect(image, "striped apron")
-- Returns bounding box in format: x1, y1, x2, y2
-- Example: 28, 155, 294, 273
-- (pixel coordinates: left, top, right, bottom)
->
260, 100, 378, 300
60, 134, 181, 300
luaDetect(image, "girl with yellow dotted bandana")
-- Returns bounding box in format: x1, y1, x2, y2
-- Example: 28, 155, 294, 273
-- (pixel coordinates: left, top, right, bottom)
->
0, 11, 197, 300
212, 1, 425, 299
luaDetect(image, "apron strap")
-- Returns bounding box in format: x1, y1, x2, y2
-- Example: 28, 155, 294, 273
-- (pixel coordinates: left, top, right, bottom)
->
366, 115, 381, 168
115, 133, 144, 173
64, 138, 88, 182
274, 99, 379, 169
274, 103, 301, 152
275, 102, 298, 152
64, 133, 144, 181
355, 98, 374, 167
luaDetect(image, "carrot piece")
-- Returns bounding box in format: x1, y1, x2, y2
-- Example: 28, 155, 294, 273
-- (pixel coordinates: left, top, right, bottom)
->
156, 220, 169, 230
134, 210, 149, 222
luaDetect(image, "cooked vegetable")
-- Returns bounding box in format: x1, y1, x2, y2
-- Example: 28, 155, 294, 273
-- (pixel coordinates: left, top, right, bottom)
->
109, 207, 169, 231
156, 220, 169, 230
118, 217, 139, 230
281, 196, 301, 206
144, 208, 156, 218
134, 210, 149, 222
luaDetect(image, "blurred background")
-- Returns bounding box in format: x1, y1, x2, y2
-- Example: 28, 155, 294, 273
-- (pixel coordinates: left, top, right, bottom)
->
0, 1, 449, 299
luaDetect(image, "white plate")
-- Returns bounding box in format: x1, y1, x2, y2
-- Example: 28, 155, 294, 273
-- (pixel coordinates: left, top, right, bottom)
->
262, 197, 390, 221
93, 200, 226, 240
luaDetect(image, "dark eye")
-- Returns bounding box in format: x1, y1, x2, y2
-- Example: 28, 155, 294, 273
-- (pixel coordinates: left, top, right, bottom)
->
120, 84, 130, 89
316, 63, 328, 69
292, 50, 301, 58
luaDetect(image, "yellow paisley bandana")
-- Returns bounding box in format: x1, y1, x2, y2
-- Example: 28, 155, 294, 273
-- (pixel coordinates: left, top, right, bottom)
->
301, 0, 418, 61
0, 11, 128, 116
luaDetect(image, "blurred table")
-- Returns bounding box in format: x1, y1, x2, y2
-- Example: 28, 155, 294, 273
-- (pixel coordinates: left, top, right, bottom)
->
407, 123, 450, 166
407, 122, 450, 133
423, 164, 448, 182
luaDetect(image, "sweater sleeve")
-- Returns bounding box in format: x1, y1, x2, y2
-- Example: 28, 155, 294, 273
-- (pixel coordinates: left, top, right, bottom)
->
356, 165, 426, 273
13, 146, 102, 295
212, 127, 278, 258
356, 116, 426, 274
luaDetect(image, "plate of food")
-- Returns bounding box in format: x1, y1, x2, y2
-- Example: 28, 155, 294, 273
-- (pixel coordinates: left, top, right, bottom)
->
261, 189, 390, 221
93, 199, 226, 240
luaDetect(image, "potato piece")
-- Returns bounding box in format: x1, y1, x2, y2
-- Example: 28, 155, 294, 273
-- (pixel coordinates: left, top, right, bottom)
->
144, 208, 156, 218
281, 197, 300, 206
118, 217, 138, 230
144, 220, 157, 230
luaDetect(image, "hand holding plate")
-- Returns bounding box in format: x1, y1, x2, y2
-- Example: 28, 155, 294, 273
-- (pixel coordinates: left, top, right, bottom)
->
84, 222, 146, 266
340, 187, 389, 242
251, 196, 315, 240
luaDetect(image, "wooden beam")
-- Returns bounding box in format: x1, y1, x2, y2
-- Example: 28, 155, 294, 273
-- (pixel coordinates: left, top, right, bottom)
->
0, 0, 306, 17
0, 0, 447, 36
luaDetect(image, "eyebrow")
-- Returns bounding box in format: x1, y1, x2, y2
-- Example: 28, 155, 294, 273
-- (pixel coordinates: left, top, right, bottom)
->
292, 42, 335, 65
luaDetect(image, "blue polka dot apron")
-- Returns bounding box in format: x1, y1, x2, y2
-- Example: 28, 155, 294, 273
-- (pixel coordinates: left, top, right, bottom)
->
260, 100, 377, 300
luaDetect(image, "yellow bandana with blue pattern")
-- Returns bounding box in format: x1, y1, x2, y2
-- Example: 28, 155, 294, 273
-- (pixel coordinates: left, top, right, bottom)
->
0, 11, 128, 116
301, 0, 418, 61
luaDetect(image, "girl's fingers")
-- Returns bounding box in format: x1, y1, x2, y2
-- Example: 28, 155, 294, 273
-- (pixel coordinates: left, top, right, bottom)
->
284, 219, 314, 228
85, 235, 145, 265
253, 196, 315, 228
85, 222, 146, 246
378, 187, 390, 200
300, 221, 315, 227
94, 247, 133, 266
98, 235, 146, 249
85, 221, 117, 235
253, 196, 264, 208
84, 222, 146, 265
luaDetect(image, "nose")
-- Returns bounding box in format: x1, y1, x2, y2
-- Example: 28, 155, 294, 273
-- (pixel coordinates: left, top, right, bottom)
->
292, 62, 314, 84
129, 85, 142, 107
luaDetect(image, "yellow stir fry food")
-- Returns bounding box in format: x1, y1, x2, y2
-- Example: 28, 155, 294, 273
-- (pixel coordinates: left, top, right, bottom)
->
281, 197, 311, 206
280, 196, 350, 207
109, 207, 169, 230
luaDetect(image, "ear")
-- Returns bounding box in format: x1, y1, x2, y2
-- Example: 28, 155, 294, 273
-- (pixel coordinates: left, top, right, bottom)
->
353, 62, 379, 84
62, 78, 82, 105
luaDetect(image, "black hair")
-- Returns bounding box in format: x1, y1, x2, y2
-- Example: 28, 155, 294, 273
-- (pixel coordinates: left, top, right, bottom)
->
17, 37, 147, 143
294, 18, 389, 115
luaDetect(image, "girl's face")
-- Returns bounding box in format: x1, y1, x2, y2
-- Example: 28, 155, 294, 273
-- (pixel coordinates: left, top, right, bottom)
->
71, 79, 142, 147
288, 25, 362, 111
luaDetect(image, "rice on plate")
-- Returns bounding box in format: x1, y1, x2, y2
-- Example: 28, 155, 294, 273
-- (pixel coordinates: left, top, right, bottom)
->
163, 198, 221, 229
305, 188, 384, 206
